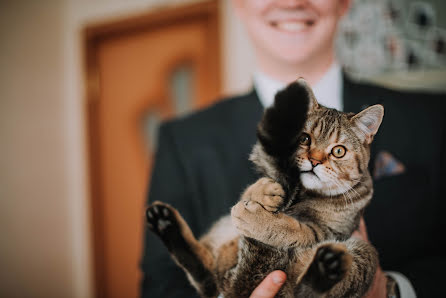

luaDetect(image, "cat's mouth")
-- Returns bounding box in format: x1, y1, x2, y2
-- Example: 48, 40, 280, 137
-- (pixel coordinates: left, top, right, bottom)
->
301, 170, 319, 179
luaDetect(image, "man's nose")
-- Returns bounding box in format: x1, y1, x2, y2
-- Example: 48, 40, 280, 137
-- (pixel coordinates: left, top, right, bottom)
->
309, 158, 322, 167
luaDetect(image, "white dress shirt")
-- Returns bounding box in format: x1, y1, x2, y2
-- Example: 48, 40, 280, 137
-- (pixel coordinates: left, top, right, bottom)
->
253, 62, 343, 111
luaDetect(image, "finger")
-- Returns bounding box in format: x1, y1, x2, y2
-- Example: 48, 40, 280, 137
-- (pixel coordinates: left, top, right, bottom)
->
363, 266, 387, 298
352, 217, 369, 241
351, 229, 364, 240
358, 217, 369, 242
250, 270, 286, 298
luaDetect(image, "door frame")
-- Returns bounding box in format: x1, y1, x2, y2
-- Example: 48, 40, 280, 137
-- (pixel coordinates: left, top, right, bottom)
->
83, 1, 220, 296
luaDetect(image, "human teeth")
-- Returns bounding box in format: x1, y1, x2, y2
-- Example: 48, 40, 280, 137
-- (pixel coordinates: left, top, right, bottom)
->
275, 22, 307, 32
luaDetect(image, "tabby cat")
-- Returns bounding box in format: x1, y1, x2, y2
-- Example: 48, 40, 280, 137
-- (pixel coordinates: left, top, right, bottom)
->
146, 78, 384, 297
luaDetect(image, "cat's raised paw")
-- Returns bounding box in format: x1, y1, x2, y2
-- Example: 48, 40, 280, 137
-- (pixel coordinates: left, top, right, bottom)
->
305, 243, 352, 293
146, 202, 179, 238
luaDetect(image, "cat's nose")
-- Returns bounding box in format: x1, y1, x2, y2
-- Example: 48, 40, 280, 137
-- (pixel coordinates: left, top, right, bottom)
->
309, 158, 322, 167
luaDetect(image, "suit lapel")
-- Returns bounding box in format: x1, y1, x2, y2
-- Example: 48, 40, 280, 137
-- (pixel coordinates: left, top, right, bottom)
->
219, 89, 263, 205
228, 89, 264, 153
343, 74, 381, 172
343, 73, 373, 113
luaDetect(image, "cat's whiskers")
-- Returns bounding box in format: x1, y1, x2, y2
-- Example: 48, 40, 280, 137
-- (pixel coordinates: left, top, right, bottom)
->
341, 179, 361, 197
339, 187, 349, 208
339, 181, 355, 206
349, 178, 364, 187
350, 178, 362, 182
349, 187, 361, 199
329, 184, 352, 209
328, 176, 351, 207
340, 180, 361, 206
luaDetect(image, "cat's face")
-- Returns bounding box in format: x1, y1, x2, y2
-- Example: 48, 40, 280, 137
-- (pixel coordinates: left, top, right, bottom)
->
251, 78, 383, 201
295, 103, 383, 197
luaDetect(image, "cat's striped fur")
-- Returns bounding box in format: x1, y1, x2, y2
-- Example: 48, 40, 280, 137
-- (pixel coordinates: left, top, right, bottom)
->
147, 78, 384, 297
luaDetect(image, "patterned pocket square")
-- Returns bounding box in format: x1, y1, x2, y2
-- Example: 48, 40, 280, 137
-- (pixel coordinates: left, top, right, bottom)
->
373, 151, 406, 180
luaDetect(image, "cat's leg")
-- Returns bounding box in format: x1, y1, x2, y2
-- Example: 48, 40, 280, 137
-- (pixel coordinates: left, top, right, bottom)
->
301, 242, 352, 294
146, 201, 217, 297
298, 239, 378, 298
217, 237, 294, 298
232, 178, 322, 248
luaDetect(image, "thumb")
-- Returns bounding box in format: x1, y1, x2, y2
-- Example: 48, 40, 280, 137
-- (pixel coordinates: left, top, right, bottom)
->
250, 270, 286, 298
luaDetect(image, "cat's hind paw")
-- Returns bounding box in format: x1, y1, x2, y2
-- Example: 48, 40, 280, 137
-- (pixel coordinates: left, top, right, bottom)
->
305, 243, 352, 293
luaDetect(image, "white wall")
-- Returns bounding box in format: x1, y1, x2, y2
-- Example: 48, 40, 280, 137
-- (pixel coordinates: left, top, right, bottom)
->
220, 0, 255, 96
1, 0, 254, 297
0, 0, 75, 297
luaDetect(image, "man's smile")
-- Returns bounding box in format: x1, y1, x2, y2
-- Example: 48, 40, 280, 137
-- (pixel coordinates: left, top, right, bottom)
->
269, 20, 316, 33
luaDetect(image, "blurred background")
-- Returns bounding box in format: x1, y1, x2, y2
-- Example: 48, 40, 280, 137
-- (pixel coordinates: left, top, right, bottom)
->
1, 0, 445, 297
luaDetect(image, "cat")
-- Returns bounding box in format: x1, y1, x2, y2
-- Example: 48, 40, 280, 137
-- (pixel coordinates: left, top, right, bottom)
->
146, 78, 384, 297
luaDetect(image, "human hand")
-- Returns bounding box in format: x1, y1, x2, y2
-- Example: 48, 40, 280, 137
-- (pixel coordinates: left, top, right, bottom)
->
250, 270, 286, 298
352, 217, 387, 298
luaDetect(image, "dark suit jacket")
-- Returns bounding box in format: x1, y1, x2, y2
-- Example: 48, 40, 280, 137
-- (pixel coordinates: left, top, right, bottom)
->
141, 76, 446, 297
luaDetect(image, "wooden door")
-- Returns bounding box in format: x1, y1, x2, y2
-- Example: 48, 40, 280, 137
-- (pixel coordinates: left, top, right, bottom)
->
84, 2, 221, 297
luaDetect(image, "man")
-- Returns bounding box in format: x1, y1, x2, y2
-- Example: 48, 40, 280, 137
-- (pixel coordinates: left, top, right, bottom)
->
141, 1, 446, 297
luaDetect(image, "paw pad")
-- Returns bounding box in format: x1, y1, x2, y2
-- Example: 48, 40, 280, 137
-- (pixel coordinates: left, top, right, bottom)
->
306, 244, 351, 293
317, 247, 343, 280
146, 203, 175, 235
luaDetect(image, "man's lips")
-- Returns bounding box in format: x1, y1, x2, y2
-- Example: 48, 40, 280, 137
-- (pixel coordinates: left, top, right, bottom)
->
269, 19, 315, 33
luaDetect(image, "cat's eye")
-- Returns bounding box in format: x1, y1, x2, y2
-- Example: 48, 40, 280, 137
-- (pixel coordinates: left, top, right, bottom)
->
331, 145, 346, 158
298, 133, 311, 146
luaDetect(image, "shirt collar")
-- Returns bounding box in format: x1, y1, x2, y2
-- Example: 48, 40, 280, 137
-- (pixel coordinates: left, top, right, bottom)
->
253, 62, 343, 111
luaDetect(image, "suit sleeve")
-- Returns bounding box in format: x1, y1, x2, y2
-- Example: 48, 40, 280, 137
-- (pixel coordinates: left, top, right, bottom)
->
397, 258, 446, 297
140, 123, 200, 298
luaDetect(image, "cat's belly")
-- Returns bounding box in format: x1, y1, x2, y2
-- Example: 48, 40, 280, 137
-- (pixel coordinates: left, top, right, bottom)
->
199, 214, 239, 255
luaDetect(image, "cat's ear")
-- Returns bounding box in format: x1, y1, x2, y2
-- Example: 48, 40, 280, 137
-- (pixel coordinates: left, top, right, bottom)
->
296, 77, 319, 111
351, 104, 384, 144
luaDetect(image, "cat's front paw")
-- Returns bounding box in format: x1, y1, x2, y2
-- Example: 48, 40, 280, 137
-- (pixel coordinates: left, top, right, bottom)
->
243, 177, 285, 212
231, 199, 293, 247
305, 243, 352, 293
231, 199, 270, 241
